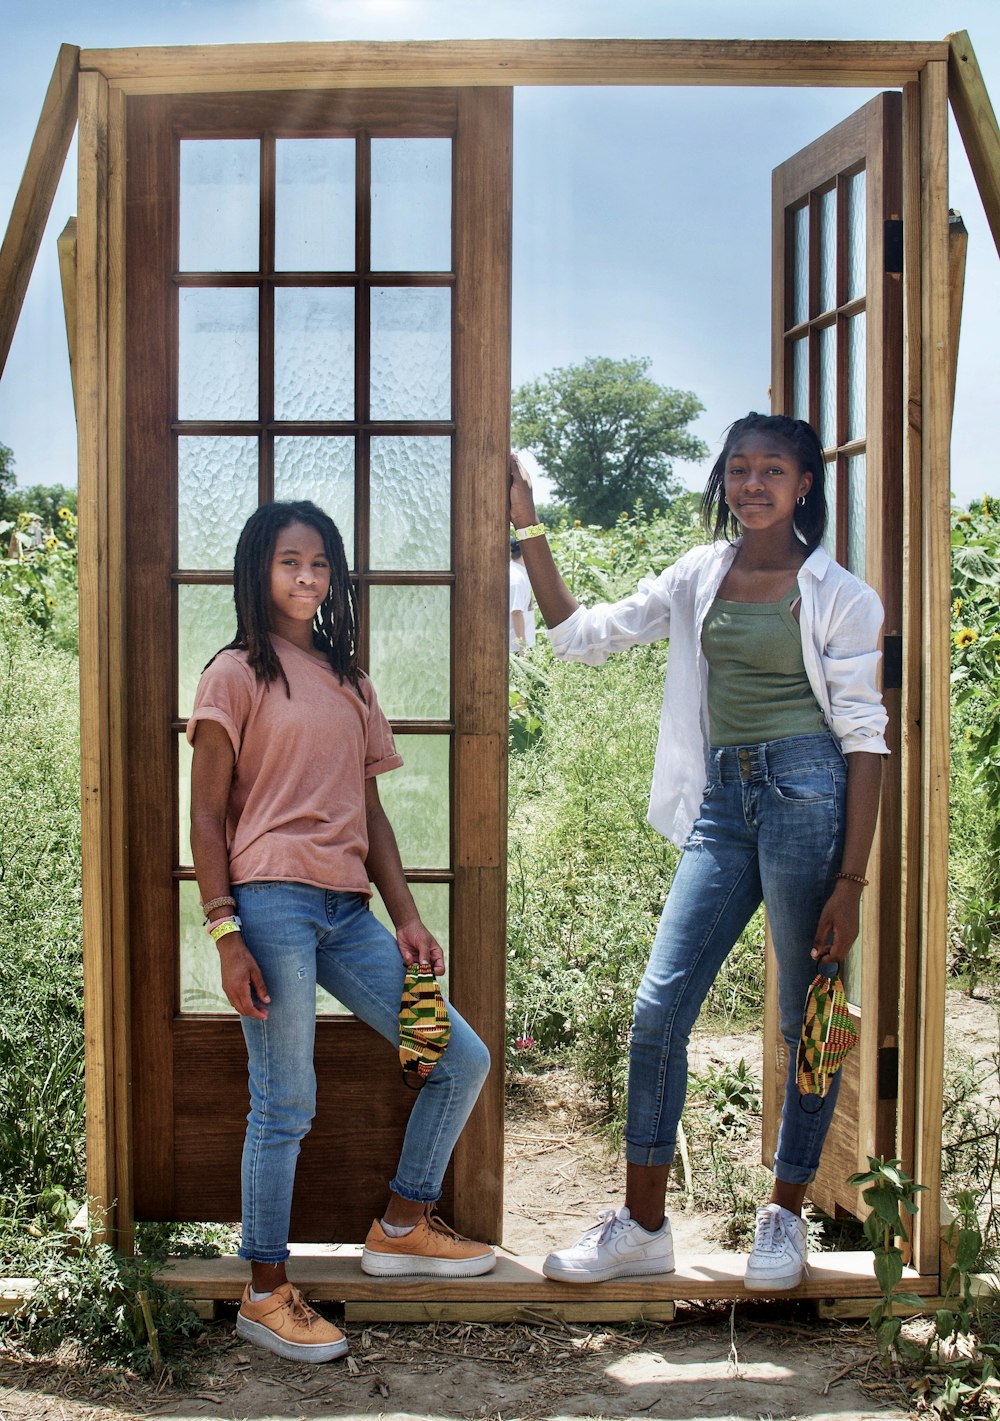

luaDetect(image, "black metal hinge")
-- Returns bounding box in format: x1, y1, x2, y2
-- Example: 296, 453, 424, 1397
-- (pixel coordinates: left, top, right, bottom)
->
878, 1045, 900, 1100
884, 220, 903, 274
883, 634, 903, 691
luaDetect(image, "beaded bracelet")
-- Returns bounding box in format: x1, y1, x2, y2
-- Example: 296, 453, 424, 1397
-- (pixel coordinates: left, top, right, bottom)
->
201, 894, 236, 915
207, 915, 243, 943
835, 872, 869, 887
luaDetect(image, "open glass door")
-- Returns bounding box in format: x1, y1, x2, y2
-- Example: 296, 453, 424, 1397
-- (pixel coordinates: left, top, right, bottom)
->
765, 93, 904, 1218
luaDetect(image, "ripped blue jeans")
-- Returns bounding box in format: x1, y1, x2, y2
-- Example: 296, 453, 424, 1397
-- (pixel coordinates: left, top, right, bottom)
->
626, 733, 848, 1184
232, 882, 490, 1263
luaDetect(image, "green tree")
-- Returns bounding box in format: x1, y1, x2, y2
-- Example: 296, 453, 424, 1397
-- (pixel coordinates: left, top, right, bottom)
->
3, 483, 77, 527
511, 356, 708, 526
0, 443, 14, 520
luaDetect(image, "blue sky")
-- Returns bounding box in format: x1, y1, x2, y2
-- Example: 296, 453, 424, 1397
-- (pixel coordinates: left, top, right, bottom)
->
2, 0, 998, 505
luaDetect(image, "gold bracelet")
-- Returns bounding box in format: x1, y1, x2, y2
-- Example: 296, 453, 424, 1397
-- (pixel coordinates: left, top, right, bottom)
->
835, 872, 869, 887
208, 916, 243, 942
514, 523, 547, 541
201, 894, 236, 917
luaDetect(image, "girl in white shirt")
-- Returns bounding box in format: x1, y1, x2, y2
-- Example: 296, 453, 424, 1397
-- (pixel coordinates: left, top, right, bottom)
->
510, 412, 887, 1292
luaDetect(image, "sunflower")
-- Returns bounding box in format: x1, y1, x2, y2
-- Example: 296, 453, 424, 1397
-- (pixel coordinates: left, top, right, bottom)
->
955, 628, 978, 650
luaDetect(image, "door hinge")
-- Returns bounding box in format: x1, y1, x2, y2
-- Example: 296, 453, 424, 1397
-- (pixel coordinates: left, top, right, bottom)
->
884, 219, 903, 273
883, 634, 903, 691
878, 1045, 900, 1100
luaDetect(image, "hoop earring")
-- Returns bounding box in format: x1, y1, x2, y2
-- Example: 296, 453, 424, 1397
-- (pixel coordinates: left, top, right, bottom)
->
796, 494, 806, 507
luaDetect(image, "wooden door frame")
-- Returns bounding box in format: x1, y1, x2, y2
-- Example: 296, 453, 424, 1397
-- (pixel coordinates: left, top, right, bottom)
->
63, 37, 953, 1280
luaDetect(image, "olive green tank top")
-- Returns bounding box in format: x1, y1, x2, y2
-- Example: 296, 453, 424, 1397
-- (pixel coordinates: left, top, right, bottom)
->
702, 585, 827, 746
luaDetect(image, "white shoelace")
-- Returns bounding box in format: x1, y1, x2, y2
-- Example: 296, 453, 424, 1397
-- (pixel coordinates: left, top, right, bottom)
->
579, 1208, 629, 1247
754, 1207, 786, 1254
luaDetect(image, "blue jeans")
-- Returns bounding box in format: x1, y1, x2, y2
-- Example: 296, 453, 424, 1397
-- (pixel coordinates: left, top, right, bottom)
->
626, 733, 848, 1185
232, 882, 490, 1263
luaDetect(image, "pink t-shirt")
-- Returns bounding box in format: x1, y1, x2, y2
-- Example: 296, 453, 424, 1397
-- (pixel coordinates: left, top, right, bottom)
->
186, 635, 403, 894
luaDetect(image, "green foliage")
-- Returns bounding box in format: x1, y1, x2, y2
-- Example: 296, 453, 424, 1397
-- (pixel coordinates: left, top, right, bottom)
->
0, 503, 79, 653
848, 1156, 926, 1361
0, 441, 14, 514
1, 482, 77, 527
512, 356, 708, 526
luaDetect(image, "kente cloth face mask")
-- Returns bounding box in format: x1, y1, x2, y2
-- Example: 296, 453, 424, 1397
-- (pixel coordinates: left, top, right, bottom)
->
399, 964, 451, 1088
796, 961, 858, 1099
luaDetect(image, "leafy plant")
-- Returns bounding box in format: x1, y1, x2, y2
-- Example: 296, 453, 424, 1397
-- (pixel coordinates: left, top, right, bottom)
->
0, 505, 78, 652
848, 1155, 926, 1360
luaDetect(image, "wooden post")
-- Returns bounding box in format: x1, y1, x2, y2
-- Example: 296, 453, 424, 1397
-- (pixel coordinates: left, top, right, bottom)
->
947, 210, 968, 420
947, 31, 1000, 260
56, 218, 77, 412
0, 44, 79, 380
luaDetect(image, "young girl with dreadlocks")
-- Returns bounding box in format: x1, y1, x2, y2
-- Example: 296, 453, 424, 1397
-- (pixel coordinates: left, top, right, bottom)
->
509, 412, 887, 1292
189, 501, 492, 1364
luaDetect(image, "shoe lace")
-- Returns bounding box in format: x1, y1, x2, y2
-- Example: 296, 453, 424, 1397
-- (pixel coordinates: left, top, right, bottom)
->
753, 1207, 784, 1254
581, 1208, 626, 1247
424, 1208, 469, 1243
284, 1285, 321, 1330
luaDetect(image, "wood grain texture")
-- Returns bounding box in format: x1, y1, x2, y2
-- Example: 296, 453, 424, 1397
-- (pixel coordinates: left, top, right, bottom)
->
78, 39, 947, 94
947, 31, 1000, 260
948, 212, 969, 417
0, 43, 78, 379
56, 219, 77, 410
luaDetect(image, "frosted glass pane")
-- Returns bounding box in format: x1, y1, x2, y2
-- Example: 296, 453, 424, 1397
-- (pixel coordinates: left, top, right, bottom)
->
274, 436, 355, 563
847, 314, 866, 444
370, 437, 450, 569
371, 139, 452, 272
819, 187, 837, 314
369, 585, 450, 719
377, 734, 449, 868
318, 882, 452, 1012
274, 288, 355, 421
370, 287, 451, 421
179, 289, 258, 421
821, 461, 837, 560
180, 140, 259, 273
790, 338, 809, 423
178, 437, 258, 569
275, 138, 355, 273
178, 734, 193, 867
180, 880, 235, 1014
792, 204, 808, 326
818, 323, 836, 450
847, 454, 867, 580
846, 170, 867, 302
842, 935, 862, 1008
178, 583, 237, 718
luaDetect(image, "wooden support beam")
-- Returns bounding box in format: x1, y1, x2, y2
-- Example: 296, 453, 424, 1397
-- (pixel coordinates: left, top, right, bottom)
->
948, 209, 968, 421
0, 43, 79, 380
948, 31, 1000, 261
56, 217, 77, 413
78, 38, 948, 96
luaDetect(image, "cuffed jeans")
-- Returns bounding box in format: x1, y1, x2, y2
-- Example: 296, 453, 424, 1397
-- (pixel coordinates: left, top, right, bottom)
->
232, 882, 490, 1263
626, 732, 848, 1185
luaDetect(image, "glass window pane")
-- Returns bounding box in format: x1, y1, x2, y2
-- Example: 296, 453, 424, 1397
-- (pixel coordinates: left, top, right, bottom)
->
818, 187, 837, 314
180, 880, 235, 1014
178, 583, 237, 718
847, 313, 866, 444
178, 733, 193, 868
377, 734, 449, 868
847, 453, 867, 580
371, 138, 452, 273
842, 934, 862, 1008
179, 140, 260, 273
818, 323, 836, 450
370, 287, 451, 421
318, 882, 452, 1013
178, 289, 258, 421
821, 459, 837, 560
790, 337, 809, 423
275, 138, 355, 273
792, 204, 808, 326
846, 169, 867, 302
370, 436, 450, 570
178, 436, 258, 569
368, 585, 450, 720
274, 288, 355, 421
274, 436, 355, 563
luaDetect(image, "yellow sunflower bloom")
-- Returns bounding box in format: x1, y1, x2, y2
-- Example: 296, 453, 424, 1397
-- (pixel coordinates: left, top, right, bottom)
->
58, 507, 71, 520
955, 628, 978, 650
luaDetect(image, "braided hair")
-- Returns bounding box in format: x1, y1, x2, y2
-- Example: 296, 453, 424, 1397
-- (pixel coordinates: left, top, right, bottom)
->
208, 501, 360, 695
701, 412, 827, 550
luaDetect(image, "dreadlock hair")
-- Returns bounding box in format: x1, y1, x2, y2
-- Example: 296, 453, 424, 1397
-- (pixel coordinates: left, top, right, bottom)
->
207, 500, 360, 697
700, 412, 827, 551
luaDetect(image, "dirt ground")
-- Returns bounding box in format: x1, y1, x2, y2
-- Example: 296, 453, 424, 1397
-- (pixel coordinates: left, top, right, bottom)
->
2, 995, 998, 1421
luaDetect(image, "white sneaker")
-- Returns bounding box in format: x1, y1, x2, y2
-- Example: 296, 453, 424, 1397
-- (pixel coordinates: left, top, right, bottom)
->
744, 1203, 809, 1291
542, 1206, 675, 1284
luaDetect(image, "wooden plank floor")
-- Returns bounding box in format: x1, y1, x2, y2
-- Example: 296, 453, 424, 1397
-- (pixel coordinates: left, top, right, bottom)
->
155, 1248, 927, 1320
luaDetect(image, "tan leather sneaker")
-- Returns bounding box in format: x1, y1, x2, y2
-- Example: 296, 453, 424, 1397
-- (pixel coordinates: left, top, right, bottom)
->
361, 1207, 496, 1277
236, 1283, 349, 1362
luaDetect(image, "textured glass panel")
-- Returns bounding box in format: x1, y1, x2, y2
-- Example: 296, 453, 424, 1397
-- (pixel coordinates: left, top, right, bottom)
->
371, 139, 452, 272
275, 138, 355, 273
178, 584, 237, 718
377, 735, 449, 868
180, 140, 260, 273
178, 437, 258, 569
790, 338, 809, 423
842, 932, 863, 1008
370, 287, 451, 421
178, 289, 258, 421
370, 437, 450, 570
818, 187, 837, 314
821, 460, 837, 560
847, 454, 867, 579
847, 313, 867, 444
318, 882, 452, 1012
369, 585, 450, 720
178, 734, 193, 867
818, 323, 836, 451
274, 437, 355, 562
792, 204, 809, 326
274, 288, 355, 421
180, 880, 235, 1014
846, 169, 867, 301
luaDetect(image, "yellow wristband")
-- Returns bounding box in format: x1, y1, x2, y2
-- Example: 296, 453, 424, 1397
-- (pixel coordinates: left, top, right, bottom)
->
208, 916, 242, 942
514, 523, 546, 540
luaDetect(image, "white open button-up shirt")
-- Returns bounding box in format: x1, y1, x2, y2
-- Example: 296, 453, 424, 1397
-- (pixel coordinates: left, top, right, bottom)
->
547, 540, 889, 849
